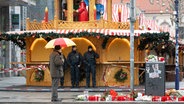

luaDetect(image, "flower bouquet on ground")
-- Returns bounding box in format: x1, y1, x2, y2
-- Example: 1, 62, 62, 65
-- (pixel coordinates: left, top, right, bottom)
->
101, 89, 118, 101
128, 91, 138, 101
165, 89, 183, 101
75, 95, 86, 101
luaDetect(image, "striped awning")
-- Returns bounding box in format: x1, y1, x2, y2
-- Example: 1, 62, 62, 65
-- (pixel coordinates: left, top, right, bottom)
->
6, 29, 160, 36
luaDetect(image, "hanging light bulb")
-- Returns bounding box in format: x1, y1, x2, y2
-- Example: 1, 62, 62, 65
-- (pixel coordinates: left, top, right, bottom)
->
160, 10, 163, 13
162, 2, 165, 6
156, 0, 160, 4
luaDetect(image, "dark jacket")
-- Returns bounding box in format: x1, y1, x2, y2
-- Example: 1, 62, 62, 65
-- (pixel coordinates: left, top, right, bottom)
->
49, 50, 64, 78
83, 51, 99, 66
67, 51, 83, 66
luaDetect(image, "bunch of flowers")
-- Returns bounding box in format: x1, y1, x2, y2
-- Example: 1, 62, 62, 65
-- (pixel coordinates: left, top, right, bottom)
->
145, 54, 165, 62
146, 54, 158, 62
34, 67, 45, 82
101, 89, 118, 101
165, 89, 182, 98
129, 90, 138, 99
114, 69, 128, 82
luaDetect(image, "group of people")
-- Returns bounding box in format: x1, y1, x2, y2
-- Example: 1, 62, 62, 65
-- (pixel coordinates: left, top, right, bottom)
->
49, 45, 99, 102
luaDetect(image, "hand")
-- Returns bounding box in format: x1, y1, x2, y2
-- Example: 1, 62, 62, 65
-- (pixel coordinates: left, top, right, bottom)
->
78, 65, 80, 67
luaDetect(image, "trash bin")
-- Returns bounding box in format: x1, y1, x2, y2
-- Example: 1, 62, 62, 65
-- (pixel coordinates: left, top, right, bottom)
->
145, 62, 165, 96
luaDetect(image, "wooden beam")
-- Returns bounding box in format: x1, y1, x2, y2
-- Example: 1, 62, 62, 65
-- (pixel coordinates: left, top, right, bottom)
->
67, 0, 73, 21
54, 0, 60, 19
89, 0, 95, 21
107, 0, 112, 21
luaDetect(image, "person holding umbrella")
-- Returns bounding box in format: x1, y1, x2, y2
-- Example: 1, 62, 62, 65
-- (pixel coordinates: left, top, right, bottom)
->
83, 45, 99, 88
67, 46, 83, 88
49, 45, 65, 102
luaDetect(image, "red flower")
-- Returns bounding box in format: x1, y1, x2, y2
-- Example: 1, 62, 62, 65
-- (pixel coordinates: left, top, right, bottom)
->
109, 89, 118, 97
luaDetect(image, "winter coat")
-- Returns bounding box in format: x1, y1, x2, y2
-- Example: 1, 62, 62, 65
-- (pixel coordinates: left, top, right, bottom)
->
83, 51, 99, 66
67, 51, 83, 66
49, 50, 64, 78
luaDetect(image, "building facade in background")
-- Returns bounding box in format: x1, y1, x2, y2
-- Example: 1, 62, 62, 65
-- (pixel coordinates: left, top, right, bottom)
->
0, 0, 36, 68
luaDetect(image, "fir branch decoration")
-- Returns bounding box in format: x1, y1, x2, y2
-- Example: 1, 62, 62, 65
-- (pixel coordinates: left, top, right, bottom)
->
34, 67, 44, 82
114, 69, 128, 82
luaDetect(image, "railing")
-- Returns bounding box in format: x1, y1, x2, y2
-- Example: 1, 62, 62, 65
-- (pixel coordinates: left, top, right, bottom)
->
26, 17, 139, 30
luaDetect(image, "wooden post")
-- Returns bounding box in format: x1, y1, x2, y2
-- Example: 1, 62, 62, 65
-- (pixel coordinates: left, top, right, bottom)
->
67, 0, 73, 22
26, 18, 30, 30
54, 0, 60, 19
54, 15, 58, 29
107, 0, 112, 21
89, 0, 95, 21
134, 19, 139, 30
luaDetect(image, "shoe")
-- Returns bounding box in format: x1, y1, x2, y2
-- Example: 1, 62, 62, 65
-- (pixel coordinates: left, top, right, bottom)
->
85, 85, 89, 88
51, 98, 61, 102
93, 86, 96, 88
76, 84, 79, 88
59, 86, 64, 88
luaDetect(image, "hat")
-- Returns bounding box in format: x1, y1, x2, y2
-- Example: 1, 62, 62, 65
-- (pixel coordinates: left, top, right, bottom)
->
54, 45, 61, 50
88, 45, 92, 49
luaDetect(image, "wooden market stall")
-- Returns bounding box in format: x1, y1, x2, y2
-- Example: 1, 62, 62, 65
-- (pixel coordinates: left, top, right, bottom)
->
5, 0, 178, 87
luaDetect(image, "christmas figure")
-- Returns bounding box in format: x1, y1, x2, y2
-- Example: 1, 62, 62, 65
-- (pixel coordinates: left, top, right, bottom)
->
95, 0, 104, 20
76, 0, 89, 21
83, 0, 104, 20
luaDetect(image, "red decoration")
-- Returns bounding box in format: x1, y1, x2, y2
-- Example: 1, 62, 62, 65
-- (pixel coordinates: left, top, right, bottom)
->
117, 96, 127, 101
118, 7, 121, 22
96, 35, 100, 39
88, 96, 99, 101
159, 57, 165, 62
152, 96, 161, 101
161, 96, 171, 101
94, 5, 96, 20
109, 89, 118, 97
44, 7, 48, 22
178, 96, 184, 101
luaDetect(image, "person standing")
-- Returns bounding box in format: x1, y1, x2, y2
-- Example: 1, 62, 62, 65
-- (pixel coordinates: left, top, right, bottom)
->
83, 45, 99, 88
67, 46, 83, 88
60, 55, 67, 88
49, 45, 64, 102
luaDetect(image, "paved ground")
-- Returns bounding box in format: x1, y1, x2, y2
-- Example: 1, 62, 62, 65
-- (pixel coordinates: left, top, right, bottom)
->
0, 76, 184, 103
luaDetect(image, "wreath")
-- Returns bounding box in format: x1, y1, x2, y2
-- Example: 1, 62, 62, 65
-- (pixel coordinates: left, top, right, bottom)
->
114, 69, 128, 82
34, 67, 44, 82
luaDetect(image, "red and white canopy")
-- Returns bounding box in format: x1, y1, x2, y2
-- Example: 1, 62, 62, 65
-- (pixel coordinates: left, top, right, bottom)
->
6, 29, 159, 37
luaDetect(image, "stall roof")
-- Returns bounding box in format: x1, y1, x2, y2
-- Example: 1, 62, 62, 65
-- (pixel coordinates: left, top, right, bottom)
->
6, 29, 160, 37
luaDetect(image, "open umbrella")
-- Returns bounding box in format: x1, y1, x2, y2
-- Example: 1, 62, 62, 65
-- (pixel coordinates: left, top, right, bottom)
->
45, 38, 76, 48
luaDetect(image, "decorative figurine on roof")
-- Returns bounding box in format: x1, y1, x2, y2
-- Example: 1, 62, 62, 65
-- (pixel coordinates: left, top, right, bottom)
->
95, 0, 104, 20
83, 0, 104, 20
76, 0, 89, 21
62, 0, 80, 21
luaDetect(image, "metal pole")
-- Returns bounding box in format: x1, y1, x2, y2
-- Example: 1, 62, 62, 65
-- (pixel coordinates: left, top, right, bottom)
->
175, 0, 180, 90
130, 0, 136, 91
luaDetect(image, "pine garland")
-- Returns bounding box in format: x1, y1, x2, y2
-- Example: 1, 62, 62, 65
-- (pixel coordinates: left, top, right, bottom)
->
0, 31, 170, 50
34, 68, 44, 82
114, 69, 128, 82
